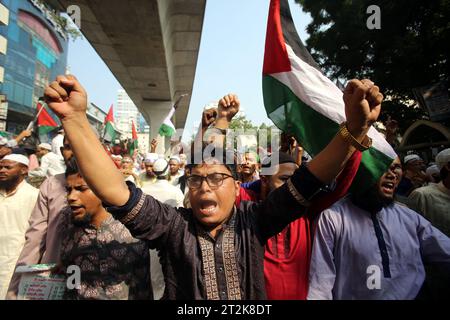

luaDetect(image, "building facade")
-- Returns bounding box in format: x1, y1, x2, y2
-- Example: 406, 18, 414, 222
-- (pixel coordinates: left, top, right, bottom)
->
116, 88, 149, 152
0, 0, 68, 134
116, 88, 149, 134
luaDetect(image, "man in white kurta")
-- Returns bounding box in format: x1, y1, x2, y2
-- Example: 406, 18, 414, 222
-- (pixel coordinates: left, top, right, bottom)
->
0, 154, 39, 298
140, 158, 184, 299
28, 143, 65, 178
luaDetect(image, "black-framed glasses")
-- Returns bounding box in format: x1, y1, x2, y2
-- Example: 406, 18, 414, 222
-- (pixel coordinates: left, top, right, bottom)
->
186, 173, 234, 189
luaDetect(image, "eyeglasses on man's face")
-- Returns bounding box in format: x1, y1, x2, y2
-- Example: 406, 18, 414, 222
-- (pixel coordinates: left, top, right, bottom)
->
186, 173, 234, 189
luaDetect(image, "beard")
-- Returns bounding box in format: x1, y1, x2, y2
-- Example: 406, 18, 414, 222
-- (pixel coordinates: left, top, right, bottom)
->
71, 212, 94, 227
351, 185, 394, 213
0, 175, 22, 191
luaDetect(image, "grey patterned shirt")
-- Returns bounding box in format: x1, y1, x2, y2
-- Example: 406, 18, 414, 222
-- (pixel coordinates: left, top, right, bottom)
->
60, 208, 153, 300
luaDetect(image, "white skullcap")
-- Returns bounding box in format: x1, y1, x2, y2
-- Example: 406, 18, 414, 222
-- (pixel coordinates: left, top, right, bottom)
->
153, 158, 169, 176
111, 154, 122, 160
404, 154, 422, 164
169, 155, 181, 163
0, 137, 17, 148
436, 148, 450, 170
7, 139, 18, 148
38, 143, 52, 151
144, 153, 159, 164
0, 138, 18, 148
426, 164, 439, 176
2, 154, 29, 167
0, 137, 7, 146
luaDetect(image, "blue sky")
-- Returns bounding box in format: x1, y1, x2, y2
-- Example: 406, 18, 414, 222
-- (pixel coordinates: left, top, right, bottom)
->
67, 0, 311, 141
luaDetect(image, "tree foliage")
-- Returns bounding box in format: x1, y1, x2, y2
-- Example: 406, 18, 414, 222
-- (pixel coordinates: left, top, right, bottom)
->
295, 0, 450, 132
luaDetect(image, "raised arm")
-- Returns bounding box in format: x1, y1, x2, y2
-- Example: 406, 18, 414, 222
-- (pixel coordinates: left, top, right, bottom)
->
306, 79, 382, 184
44, 75, 129, 206
255, 79, 382, 238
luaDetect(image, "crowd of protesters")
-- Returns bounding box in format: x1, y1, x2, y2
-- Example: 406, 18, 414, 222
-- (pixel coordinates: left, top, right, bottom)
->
0, 75, 449, 300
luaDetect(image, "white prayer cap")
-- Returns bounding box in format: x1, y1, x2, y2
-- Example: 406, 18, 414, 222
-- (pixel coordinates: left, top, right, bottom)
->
169, 155, 181, 163
7, 139, 18, 148
426, 164, 439, 176
144, 153, 159, 164
436, 148, 450, 170
111, 154, 122, 160
38, 143, 52, 151
0, 138, 17, 148
2, 154, 29, 167
153, 158, 169, 176
404, 154, 422, 164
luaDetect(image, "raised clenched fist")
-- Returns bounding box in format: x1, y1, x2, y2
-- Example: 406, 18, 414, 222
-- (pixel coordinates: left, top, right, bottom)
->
343, 79, 383, 138
202, 108, 217, 129
218, 93, 240, 122
44, 75, 87, 120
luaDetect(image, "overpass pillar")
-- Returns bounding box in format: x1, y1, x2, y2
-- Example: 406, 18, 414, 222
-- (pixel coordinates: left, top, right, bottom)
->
140, 100, 174, 156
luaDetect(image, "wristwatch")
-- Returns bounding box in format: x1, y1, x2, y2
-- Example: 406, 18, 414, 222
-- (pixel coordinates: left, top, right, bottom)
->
338, 122, 372, 152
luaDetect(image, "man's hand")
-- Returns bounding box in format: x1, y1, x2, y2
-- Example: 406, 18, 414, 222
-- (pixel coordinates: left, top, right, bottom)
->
202, 108, 217, 129
343, 79, 383, 139
15, 129, 32, 143
150, 139, 158, 153
44, 75, 87, 120
217, 94, 240, 122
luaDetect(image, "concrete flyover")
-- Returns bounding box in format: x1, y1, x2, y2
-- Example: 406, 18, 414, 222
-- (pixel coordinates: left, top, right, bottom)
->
48, 0, 206, 152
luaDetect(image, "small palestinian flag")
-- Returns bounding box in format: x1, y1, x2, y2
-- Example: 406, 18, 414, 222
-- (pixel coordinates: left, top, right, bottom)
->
262, 0, 397, 191
103, 104, 116, 142
37, 103, 58, 135
158, 106, 176, 137
129, 120, 138, 156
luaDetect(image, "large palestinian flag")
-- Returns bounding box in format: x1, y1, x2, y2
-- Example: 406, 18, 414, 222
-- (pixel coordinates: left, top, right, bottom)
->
262, 0, 397, 191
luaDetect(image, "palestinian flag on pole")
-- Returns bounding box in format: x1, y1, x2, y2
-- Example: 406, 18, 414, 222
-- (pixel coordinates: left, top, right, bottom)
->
158, 106, 176, 137
129, 120, 138, 156
103, 104, 116, 142
262, 0, 397, 191
37, 103, 58, 135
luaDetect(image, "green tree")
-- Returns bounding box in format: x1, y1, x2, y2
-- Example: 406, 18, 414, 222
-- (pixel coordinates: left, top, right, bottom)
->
295, 0, 449, 132
229, 114, 258, 131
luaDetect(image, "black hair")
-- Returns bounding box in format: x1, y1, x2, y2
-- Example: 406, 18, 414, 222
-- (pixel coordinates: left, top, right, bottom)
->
185, 143, 237, 179
261, 151, 296, 169
65, 157, 80, 177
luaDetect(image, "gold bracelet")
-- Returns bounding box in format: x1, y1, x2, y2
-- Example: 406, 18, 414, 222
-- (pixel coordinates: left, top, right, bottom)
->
338, 122, 372, 152
287, 179, 311, 207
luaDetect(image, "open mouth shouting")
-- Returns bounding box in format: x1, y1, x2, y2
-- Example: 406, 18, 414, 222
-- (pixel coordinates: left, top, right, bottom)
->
198, 199, 218, 216
380, 181, 395, 195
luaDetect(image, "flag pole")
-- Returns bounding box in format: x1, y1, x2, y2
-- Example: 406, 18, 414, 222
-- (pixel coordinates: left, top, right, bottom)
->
26, 99, 46, 131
